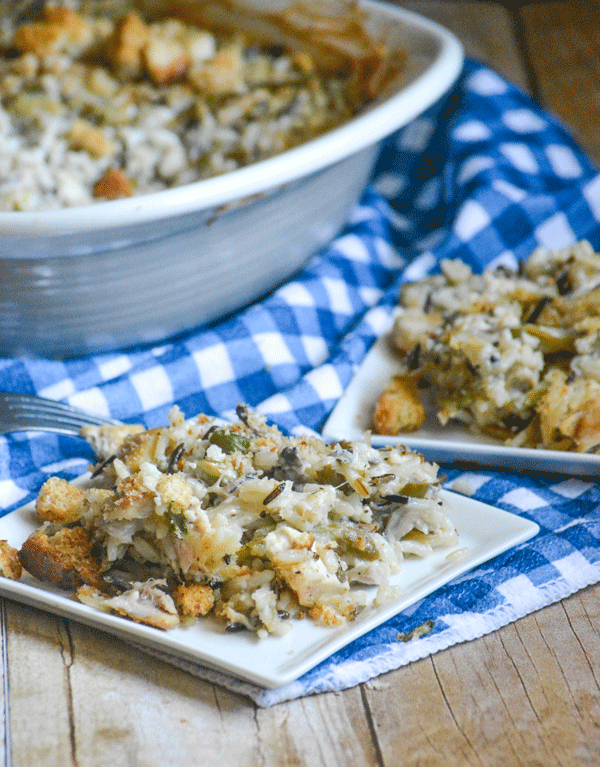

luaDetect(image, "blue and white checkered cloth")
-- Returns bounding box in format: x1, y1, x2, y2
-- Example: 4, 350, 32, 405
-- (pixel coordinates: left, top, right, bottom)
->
3, 60, 600, 706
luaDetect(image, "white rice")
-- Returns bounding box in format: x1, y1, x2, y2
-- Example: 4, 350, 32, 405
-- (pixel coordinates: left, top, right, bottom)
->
0, 1, 368, 211
26, 405, 458, 636
380, 240, 600, 453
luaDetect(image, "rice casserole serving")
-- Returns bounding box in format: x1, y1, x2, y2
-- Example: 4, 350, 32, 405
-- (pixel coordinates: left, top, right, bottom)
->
374, 240, 600, 453
4, 405, 457, 637
0, 0, 397, 211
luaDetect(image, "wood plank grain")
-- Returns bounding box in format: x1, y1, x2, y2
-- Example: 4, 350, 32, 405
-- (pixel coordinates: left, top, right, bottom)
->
6, 599, 265, 767
6, 605, 377, 767
57, 621, 263, 767
65, 621, 377, 767
363, 584, 600, 766
8, 588, 600, 767
401, 0, 530, 90
519, 0, 600, 163
5, 602, 77, 766
255, 689, 378, 767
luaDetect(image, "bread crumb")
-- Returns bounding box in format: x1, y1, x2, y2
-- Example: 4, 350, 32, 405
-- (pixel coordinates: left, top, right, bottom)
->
93, 169, 133, 199
143, 33, 190, 85
0, 541, 22, 581
36, 476, 85, 524
68, 118, 116, 158
19, 526, 104, 590
105, 11, 148, 78
373, 375, 425, 435
173, 583, 214, 617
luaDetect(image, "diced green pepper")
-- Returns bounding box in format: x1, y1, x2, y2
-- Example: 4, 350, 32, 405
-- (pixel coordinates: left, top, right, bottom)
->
167, 507, 189, 538
399, 482, 430, 498
208, 430, 251, 454
195, 459, 222, 485
330, 525, 379, 561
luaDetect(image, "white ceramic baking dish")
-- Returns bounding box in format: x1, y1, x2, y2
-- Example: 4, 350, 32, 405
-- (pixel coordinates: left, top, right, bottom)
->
0, 1, 463, 357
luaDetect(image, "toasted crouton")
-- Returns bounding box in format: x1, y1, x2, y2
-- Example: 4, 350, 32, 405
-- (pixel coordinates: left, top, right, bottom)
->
538, 370, 600, 452
13, 7, 92, 57
13, 23, 66, 57
18, 525, 104, 590
36, 476, 85, 524
0, 541, 22, 581
173, 582, 214, 617
104, 12, 148, 79
42, 7, 93, 46
68, 118, 116, 158
117, 428, 162, 472
143, 33, 190, 85
156, 474, 192, 512
373, 375, 426, 435
93, 169, 133, 199
188, 45, 245, 96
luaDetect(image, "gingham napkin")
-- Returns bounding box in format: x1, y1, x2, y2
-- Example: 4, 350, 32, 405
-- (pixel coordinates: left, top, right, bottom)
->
2, 59, 600, 707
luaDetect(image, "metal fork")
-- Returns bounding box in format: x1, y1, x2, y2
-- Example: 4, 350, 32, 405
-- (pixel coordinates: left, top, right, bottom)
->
0, 392, 118, 436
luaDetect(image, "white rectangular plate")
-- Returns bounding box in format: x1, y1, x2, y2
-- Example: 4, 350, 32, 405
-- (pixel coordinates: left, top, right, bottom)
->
322, 318, 600, 477
0, 486, 538, 689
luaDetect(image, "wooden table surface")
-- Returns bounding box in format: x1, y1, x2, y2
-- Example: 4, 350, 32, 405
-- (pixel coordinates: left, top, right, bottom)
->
4, 3, 600, 765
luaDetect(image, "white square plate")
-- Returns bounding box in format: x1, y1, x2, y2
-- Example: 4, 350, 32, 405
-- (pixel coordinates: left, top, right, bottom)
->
0, 483, 537, 688
322, 315, 600, 477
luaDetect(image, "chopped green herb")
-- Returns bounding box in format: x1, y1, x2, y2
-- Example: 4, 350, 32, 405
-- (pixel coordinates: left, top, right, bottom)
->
167, 508, 189, 539
208, 430, 251, 454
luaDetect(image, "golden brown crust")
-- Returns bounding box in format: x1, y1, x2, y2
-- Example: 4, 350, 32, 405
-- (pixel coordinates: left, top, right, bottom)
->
117, 428, 162, 472
537, 371, 600, 453
0, 541, 22, 581
188, 45, 244, 95
173, 582, 214, 617
373, 375, 426, 435
13, 23, 66, 57
36, 477, 85, 524
13, 7, 92, 57
93, 169, 133, 199
173, 0, 403, 98
308, 603, 347, 627
104, 11, 148, 78
18, 526, 104, 591
68, 118, 117, 159
143, 32, 190, 85
43, 7, 93, 46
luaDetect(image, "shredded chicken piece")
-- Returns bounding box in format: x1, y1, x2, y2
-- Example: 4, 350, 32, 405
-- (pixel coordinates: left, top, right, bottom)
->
77, 580, 180, 630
